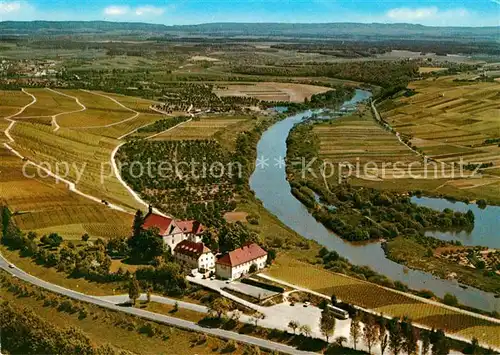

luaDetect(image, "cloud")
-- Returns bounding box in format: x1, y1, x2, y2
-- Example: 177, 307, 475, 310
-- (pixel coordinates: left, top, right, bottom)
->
135, 5, 165, 16
0, 1, 22, 13
385, 6, 470, 24
103, 4, 166, 17
103, 5, 130, 16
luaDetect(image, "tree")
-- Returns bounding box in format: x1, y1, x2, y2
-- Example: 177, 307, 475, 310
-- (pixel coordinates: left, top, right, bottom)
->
331, 294, 337, 305
288, 320, 299, 334
81, 233, 90, 242
27, 231, 37, 240
443, 293, 458, 307
363, 314, 379, 354
421, 332, 431, 355
431, 329, 450, 355
1, 206, 11, 238
249, 263, 258, 274
320, 308, 336, 342
146, 288, 152, 303
133, 209, 144, 237
300, 324, 312, 338
128, 228, 165, 262
231, 310, 242, 322
209, 297, 231, 319
335, 336, 347, 348
468, 337, 480, 355
378, 317, 389, 355
389, 321, 404, 355
173, 301, 179, 312
350, 315, 361, 350
107, 236, 130, 258
251, 312, 265, 327
402, 318, 419, 355
128, 276, 140, 305
266, 248, 277, 264
40, 233, 63, 248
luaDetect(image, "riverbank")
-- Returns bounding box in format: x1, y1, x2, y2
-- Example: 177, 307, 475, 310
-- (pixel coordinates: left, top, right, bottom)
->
384, 237, 500, 296
250, 88, 500, 313
284, 106, 500, 296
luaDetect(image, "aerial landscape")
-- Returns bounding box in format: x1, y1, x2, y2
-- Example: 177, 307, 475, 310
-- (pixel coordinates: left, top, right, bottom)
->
0, 0, 499, 354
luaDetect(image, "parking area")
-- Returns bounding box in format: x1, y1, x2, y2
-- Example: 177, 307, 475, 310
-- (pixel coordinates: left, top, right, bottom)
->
224, 281, 279, 300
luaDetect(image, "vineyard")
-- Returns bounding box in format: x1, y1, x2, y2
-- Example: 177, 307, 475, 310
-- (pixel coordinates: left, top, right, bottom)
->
264, 254, 500, 347
0, 88, 171, 237
379, 76, 500, 201
0, 90, 35, 118
16, 88, 80, 118
0, 147, 133, 239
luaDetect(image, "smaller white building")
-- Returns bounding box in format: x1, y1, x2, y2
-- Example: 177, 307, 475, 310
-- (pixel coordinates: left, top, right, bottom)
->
215, 243, 268, 280
174, 240, 215, 272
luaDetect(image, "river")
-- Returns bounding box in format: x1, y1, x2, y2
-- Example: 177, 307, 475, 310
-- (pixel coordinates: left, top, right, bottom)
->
412, 196, 500, 249
249, 89, 500, 312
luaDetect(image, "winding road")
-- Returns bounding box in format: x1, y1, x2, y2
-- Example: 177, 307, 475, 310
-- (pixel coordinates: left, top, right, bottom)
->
0, 254, 314, 355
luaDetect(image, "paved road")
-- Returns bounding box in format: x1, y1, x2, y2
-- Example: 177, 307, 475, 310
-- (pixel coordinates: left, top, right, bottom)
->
0, 254, 315, 355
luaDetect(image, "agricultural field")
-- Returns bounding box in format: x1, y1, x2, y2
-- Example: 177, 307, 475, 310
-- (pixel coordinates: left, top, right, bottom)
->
54, 89, 133, 128
0, 147, 133, 239
9, 122, 141, 210
264, 254, 500, 347
15, 88, 81, 118
418, 67, 448, 74
313, 110, 467, 183
0, 90, 34, 118
0, 88, 174, 238
151, 116, 251, 141
214, 82, 331, 102
378, 76, 500, 202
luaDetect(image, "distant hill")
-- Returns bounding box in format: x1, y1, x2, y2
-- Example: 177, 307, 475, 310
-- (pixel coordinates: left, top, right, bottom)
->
0, 21, 498, 41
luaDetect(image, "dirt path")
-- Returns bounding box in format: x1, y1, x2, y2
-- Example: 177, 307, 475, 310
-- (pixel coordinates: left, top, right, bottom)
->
3, 88, 37, 142
46, 88, 87, 132
110, 117, 193, 216
2, 88, 127, 213
73, 90, 139, 129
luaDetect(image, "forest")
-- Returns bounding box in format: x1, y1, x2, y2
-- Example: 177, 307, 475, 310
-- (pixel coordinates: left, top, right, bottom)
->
233, 60, 419, 88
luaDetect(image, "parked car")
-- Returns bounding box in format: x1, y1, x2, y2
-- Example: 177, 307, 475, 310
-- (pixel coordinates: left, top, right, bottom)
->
303, 301, 310, 307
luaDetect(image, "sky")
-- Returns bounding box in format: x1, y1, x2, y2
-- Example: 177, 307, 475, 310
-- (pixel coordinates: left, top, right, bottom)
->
0, 0, 499, 26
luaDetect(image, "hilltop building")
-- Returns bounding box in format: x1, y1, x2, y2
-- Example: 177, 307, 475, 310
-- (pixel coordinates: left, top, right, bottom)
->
142, 208, 205, 252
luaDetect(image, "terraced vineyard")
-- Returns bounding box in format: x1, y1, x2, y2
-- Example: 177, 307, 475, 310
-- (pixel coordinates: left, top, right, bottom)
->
0, 147, 132, 239
0, 88, 173, 237
313, 110, 472, 184
379, 76, 500, 201
264, 254, 500, 347
17, 88, 81, 118
0, 90, 36, 118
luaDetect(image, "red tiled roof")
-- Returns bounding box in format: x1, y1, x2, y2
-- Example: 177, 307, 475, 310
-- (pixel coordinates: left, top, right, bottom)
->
216, 243, 267, 267
174, 240, 211, 258
142, 214, 175, 235
176, 220, 205, 235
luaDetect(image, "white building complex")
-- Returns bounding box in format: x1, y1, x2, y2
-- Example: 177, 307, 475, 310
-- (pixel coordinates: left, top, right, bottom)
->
215, 243, 268, 280
173, 240, 215, 272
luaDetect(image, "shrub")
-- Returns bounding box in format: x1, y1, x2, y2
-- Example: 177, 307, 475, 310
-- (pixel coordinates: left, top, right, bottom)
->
443, 293, 459, 307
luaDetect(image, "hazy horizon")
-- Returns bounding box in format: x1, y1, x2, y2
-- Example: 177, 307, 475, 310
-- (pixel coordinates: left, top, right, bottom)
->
0, 0, 499, 27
